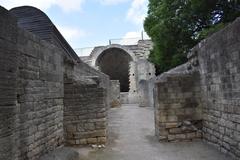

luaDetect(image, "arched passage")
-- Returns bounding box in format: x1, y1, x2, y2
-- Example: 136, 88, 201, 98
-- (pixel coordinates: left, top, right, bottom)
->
96, 48, 133, 92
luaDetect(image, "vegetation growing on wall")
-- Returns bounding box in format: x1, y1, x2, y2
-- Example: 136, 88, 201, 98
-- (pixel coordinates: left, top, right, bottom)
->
144, 0, 240, 74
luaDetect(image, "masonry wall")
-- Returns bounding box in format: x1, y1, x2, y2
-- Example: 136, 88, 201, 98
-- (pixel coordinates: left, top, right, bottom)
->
63, 61, 108, 146
81, 40, 155, 105
137, 59, 155, 107
154, 66, 202, 141
0, 6, 110, 159
68, 60, 111, 109
0, 7, 64, 160
196, 18, 240, 159
0, 8, 18, 160
110, 80, 120, 107
154, 17, 240, 159
16, 29, 64, 159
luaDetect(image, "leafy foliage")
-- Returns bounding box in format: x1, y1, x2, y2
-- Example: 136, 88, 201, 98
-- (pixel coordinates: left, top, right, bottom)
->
144, 0, 240, 74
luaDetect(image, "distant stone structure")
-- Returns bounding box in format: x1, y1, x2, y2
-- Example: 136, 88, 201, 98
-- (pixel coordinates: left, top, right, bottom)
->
154, 17, 240, 159
81, 41, 156, 106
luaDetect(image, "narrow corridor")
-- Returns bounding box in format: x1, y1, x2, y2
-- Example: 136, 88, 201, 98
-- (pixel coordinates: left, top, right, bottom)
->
78, 104, 232, 160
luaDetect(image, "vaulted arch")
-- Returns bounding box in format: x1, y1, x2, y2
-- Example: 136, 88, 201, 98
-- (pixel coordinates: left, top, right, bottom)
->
96, 47, 133, 92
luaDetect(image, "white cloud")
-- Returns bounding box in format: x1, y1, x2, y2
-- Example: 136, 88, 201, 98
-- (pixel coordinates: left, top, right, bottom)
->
0, 0, 85, 12
120, 31, 139, 45
126, 0, 148, 26
120, 31, 150, 45
57, 25, 86, 40
56, 24, 87, 48
98, 0, 129, 5
56, 0, 85, 12
75, 47, 95, 56
123, 31, 140, 39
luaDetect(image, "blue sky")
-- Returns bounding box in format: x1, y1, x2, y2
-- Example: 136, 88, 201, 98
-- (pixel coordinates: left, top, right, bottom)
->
1, 0, 149, 56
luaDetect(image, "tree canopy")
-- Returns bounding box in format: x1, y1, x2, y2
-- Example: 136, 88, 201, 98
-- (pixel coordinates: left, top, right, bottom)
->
144, 0, 240, 74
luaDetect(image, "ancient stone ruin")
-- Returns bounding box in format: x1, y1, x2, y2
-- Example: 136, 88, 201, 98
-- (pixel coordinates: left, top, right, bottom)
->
81, 41, 155, 106
0, 6, 110, 160
0, 4, 240, 160
154, 17, 240, 159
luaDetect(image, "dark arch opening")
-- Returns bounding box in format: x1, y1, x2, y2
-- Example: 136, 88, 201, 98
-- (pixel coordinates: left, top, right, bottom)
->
96, 48, 132, 92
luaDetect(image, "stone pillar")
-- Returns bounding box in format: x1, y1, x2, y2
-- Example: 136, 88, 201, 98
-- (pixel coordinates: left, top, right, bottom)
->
110, 80, 121, 107
127, 61, 139, 103
136, 59, 155, 107
129, 61, 137, 93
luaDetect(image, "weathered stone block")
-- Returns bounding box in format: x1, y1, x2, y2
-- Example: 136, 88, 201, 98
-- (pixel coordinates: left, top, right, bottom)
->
167, 135, 176, 141
186, 132, 196, 139
87, 138, 98, 144
165, 122, 179, 129
169, 128, 182, 134
166, 116, 178, 122
97, 137, 106, 144
79, 139, 87, 145
64, 68, 108, 146
175, 134, 186, 140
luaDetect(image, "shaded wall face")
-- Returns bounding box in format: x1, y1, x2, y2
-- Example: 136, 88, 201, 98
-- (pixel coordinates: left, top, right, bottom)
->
97, 48, 132, 92
153, 17, 240, 159
196, 18, 240, 159
0, 7, 64, 160
0, 8, 18, 160
63, 72, 107, 146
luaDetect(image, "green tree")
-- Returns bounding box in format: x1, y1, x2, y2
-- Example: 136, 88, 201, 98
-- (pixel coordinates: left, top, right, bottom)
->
144, 0, 240, 74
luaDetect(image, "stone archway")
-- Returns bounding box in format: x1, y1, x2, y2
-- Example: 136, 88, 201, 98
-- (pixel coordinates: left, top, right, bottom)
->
96, 47, 133, 92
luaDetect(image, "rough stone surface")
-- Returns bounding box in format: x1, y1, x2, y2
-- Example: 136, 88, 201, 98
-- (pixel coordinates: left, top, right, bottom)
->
154, 68, 202, 142
120, 92, 131, 104
64, 65, 108, 146
0, 7, 64, 160
110, 80, 121, 107
63, 56, 109, 146
0, 6, 110, 160
16, 29, 64, 159
0, 7, 18, 160
197, 17, 240, 159
154, 17, 240, 159
1, 4, 240, 160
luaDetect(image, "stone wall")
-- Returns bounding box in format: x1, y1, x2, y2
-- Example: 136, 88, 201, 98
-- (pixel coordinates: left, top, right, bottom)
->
196, 18, 240, 159
17, 29, 64, 160
81, 40, 155, 105
154, 17, 240, 159
154, 65, 202, 141
63, 60, 108, 146
110, 80, 121, 107
0, 7, 64, 160
120, 92, 130, 104
146, 78, 155, 108
0, 8, 18, 160
0, 6, 110, 159
137, 59, 155, 107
